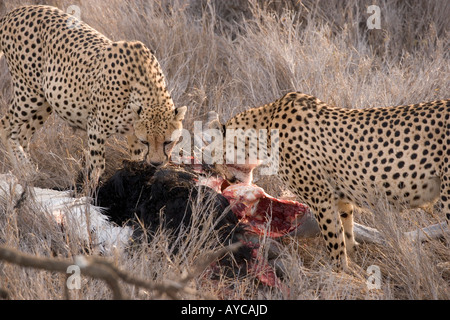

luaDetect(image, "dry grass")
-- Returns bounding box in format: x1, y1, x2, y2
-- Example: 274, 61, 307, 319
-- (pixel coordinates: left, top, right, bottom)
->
0, 0, 449, 300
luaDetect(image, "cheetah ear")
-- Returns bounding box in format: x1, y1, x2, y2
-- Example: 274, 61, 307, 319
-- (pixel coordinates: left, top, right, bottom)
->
130, 102, 143, 117
175, 106, 187, 121
128, 91, 143, 116
207, 111, 225, 135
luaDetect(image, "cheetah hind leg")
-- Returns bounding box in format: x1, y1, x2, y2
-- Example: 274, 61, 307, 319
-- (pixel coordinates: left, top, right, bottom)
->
17, 101, 52, 154
338, 201, 359, 255
311, 193, 349, 271
439, 170, 450, 227
3, 101, 50, 179
0, 114, 31, 170
0, 114, 10, 153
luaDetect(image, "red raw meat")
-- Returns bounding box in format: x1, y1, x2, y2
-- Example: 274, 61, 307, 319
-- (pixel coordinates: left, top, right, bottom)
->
242, 240, 285, 289
185, 159, 312, 289
222, 184, 310, 238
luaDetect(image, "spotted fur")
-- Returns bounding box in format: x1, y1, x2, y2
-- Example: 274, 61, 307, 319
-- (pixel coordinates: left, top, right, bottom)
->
0, 5, 187, 181
209, 91, 450, 270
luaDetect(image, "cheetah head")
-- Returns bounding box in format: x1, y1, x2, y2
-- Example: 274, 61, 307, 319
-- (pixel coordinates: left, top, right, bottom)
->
118, 41, 187, 167
133, 105, 187, 167
206, 112, 261, 185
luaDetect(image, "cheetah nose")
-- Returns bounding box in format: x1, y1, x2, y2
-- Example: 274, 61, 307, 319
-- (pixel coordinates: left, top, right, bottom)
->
150, 161, 163, 167
227, 176, 238, 184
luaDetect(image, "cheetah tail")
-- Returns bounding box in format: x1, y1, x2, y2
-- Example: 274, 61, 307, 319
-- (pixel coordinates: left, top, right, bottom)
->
0, 14, 5, 56
0, 115, 9, 149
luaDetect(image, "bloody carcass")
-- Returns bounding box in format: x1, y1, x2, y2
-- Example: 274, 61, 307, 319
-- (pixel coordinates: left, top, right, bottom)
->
95, 161, 313, 287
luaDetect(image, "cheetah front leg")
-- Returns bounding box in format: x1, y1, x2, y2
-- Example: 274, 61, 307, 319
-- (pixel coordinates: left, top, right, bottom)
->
86, 118, 107, 186
127, 134, 148, 162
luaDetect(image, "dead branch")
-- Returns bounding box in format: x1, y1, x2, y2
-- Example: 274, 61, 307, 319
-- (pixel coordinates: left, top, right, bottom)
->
0, 245, 123, 299
290, 219, 449, 245
0, 243, 240, 300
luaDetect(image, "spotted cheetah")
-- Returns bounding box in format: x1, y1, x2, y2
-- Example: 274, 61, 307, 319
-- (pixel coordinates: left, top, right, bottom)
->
0, 5, 187, 182
208, 91, 450, 270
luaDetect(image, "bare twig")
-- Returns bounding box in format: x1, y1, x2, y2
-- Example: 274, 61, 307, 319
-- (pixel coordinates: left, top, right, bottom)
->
0, 243, 241, 300
0, 245, 123, 299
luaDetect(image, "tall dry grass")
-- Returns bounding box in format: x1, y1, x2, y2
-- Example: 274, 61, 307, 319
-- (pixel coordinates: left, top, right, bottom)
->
0, 0, 449, 299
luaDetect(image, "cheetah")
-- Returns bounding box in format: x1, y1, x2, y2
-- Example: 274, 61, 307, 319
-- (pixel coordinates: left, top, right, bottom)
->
208, 91, 450, 271
0, 5, 187, 182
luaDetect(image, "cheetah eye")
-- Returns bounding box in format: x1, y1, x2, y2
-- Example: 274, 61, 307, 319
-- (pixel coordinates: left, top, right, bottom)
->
139, 140, 149, 146
164, 140, 173, 146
